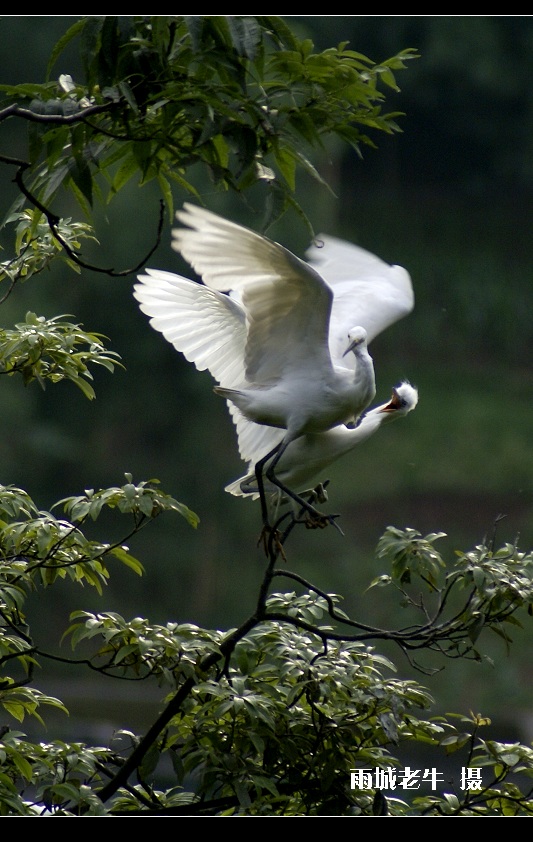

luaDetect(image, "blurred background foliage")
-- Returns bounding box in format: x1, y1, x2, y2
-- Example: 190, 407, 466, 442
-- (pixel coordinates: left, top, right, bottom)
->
0, 16, 532, 744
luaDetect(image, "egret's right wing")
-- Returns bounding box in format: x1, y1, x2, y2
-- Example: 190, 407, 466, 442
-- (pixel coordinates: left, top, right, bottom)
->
133, 269, 247, 388
172, 203, 335, 385
133, 268, 284, 464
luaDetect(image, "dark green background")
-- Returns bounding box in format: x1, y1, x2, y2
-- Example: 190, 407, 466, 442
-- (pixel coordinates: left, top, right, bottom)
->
1, 16, 532, 745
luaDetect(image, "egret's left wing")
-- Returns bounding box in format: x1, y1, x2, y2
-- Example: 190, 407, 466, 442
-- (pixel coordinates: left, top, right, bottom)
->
306, 235, 414, 366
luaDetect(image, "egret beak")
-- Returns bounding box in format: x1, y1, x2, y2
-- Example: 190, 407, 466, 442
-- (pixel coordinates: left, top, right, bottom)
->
380, 387, 401, 413
343, 335, 363, 357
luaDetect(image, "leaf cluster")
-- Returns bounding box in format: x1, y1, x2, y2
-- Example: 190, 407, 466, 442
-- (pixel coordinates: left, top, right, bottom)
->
372, 526, 533, 657
0, 310, 120, 398
1, 506, 533, 814
1, 209, 97, 283
0, 16, 416, 230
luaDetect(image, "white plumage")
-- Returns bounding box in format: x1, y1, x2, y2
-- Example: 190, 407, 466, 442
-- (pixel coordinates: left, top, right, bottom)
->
134, 203, 414, 524
225, 381, 418, 501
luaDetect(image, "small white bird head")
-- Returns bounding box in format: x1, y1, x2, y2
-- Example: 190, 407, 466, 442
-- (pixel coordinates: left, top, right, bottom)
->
342, 326, 368, 358
379, 381, 418, 416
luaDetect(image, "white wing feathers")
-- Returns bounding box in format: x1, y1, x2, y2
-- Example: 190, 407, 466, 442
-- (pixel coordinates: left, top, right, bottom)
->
134, 269, 246, 388
134, 205, 414, 471
306, 235, 414, 368
172, 203, 316, 293
173, 203, 334, 385
133, 267, 285, 465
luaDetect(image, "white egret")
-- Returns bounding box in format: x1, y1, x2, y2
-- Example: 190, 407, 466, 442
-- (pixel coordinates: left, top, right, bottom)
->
224, 382, 418, 510
134, 203, 414, 527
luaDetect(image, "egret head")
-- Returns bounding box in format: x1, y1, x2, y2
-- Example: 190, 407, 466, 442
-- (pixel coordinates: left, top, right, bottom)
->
343, 326, 368, 357
380, 381, 418, 415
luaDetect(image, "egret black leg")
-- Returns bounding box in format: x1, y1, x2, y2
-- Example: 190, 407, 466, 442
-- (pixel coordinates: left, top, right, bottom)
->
263, 447, 341, 532
255, 444, 341, 534
255, 442, 283, 530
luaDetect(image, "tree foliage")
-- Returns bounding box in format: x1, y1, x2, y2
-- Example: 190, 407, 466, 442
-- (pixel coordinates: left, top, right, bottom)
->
0, 15, 532, 816
0, 16, 415, 245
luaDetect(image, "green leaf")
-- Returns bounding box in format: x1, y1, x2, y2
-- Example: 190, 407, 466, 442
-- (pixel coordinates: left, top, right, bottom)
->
109, 546, 145, 575
69, 376, 96, 400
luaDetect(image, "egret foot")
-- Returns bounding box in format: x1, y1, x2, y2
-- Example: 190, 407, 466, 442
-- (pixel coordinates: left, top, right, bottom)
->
257, 525, 287, 561
301, 480, 330, 506
302, 511, 344, 535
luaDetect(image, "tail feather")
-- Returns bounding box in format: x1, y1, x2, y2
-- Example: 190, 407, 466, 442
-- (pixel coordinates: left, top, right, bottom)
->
224, 474, 260, 500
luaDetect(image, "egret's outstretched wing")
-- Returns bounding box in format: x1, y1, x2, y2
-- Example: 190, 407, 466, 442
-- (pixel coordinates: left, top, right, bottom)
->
133, 269, 247, 386
306, 235, 414, 366
133, 268, 285, 464
172, 203, 336, 385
